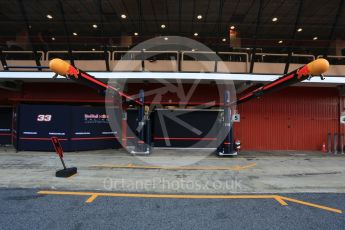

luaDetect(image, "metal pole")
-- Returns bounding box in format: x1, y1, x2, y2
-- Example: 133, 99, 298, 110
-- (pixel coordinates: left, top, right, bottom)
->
327, 132, 332, 154
58, 0, 74, 65
283, 0, 304, 74
215, 0, 224, 72
121, 111, 127, 147
249, 0, 264, 73
18, 0, 42, 69
223, 90, 233, 154
98, 0, 110, 71
334, 133, 338, 155
137, 0, 143, 35
134, 89, 146, 153
145, 114, 152, 152
59, 157, 67, 170
141, 50, 145, 71
0, 49, 8, 71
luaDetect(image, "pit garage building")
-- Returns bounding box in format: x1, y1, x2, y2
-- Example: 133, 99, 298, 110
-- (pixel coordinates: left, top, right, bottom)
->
0, 0, 345, 152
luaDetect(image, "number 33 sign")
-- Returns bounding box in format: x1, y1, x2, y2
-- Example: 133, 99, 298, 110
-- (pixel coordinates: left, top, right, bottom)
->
37, 114, 52, 122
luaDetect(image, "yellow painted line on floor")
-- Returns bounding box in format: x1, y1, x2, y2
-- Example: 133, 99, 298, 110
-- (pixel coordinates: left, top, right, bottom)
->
279, 196, 342, 214
274, 196, 288, 206
91, 162, 257, 171
38, 190, 273, 199
85, 194, 98, 203
37, 190, 342, 214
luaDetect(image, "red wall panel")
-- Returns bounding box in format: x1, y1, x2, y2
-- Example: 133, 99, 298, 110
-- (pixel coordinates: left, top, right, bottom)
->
5, 83, 104, 103
234, 87, 339, 150
0, 89, 20, 104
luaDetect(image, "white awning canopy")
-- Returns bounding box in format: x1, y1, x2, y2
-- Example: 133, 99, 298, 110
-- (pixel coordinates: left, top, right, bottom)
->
0, 71, 343, 85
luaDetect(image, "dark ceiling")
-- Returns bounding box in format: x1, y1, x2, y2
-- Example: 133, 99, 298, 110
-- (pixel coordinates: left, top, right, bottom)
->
0, 0, 344, 52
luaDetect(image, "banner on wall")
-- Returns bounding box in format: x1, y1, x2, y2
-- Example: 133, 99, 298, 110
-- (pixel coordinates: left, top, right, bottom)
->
70, 106, 120, 151
16, 104, 71, 151
0, 107, 13, 145
16, 104, 120, 152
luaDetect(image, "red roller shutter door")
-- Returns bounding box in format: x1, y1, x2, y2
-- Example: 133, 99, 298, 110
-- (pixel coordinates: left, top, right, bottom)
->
235, 87, 339, 151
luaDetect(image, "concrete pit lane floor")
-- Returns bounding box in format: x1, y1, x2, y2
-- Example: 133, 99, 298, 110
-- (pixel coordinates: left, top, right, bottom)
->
0, 147, 345, 229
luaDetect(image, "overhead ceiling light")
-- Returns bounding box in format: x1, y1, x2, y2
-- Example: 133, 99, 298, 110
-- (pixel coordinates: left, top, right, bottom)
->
164, 37, 168, 41
230, 25, 235, 30
278, 40, 283, 44
92, 24, 98, 28
134, 32, 139, 36
46, 14, 53, 19
51, 37, 55, 41
121, 14, 127, 19
297, 28, 303, 32
161, 24, 166, 29
194, 32, 198, 36
73, 32, 78, 36
191, 49, 196, 51
272, 17, 278, 22
313, 36, 318, 40
222, 38, 227, 42
92, 48, 95, 51
197, 15, 203, 20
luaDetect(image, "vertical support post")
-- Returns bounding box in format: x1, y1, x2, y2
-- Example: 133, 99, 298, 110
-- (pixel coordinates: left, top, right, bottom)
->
141, 50, 145, 71
178, 52, 182, 72
98, 0, 110, 71
217, 90, 236, 156
214, 58, 218, 73
283, 0, 304, 74
334, 133, 338, 155
133, 89, 148, 154
214, 0, 224, 73
327, 132, 332, 154
121, 110, 127, 148
0, 49, 8, 70
98, 0, 110, 72
223, 90, 233, 154
340, 133, 344, 154
145, 110, 152, 151
18, 0, 42, 69
138, 89, 145, 149
13, 106, 19, 151
178, 0, 182, 34
178, 0, 182, 71
249, 0, 263, 73
58, 0, 74, 65
137, 0, 143, 36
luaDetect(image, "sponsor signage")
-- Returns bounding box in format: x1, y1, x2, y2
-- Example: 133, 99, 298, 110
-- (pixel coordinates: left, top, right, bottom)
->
14, 105, 121, 151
